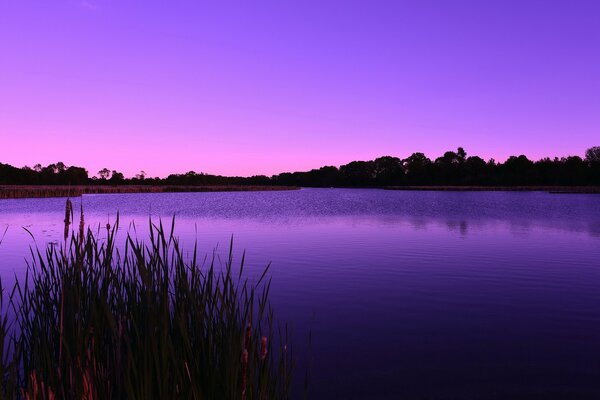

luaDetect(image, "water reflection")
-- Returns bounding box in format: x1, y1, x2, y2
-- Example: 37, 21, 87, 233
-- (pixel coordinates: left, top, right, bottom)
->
1, 189, 600, 398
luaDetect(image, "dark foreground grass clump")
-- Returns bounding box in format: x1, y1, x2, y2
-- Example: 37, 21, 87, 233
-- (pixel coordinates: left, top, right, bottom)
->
0, 201, 294, 399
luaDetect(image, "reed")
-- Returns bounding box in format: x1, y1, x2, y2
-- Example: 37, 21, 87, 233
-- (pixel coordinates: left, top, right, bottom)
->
0, 202, 295, 399
0, 185, 299, 199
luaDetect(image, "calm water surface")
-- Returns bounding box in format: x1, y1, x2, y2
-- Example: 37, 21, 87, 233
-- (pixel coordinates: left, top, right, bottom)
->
1, 189, 600, 399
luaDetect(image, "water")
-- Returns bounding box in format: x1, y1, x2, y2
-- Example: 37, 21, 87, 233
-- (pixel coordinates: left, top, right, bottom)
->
1, 188, 600, 399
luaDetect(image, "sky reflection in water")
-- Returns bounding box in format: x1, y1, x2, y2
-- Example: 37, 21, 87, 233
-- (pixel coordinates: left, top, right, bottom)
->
1, 189, 600, 398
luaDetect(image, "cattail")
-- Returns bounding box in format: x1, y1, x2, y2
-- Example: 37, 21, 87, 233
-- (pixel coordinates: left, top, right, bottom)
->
244, 322, 252, 349
241, 349, 249, 400
30, 370, 39, 400
184, 361, 192, 383
58, 287, 64, 364
78, 203, 85, 249
242, 322, 252, 399
88, 329, 98, 375
64, 198, 72, 241
82, 368, 94, 400
116, 316, 123, 381
32, 371, 38, 399
260, 336, 268, 361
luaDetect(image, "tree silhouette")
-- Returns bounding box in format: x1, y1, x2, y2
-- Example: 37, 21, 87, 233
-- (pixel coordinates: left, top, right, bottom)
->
2, 147, 600, 187
136, 170, 147, 180
373, 156, 404, 185
403, 152, 433, 184
98, 168, 111, 180
585, 147, 600, 163
110, 171, 125, 183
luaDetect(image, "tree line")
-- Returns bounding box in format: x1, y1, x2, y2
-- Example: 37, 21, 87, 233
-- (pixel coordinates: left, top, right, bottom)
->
1, 147, 599, 187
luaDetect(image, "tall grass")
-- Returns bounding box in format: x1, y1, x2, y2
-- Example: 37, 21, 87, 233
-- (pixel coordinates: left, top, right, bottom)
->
0, 202, 295, 399
0, 185, 298, 199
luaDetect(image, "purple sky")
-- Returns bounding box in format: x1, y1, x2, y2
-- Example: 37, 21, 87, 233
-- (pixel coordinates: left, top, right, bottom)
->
1, 0, 599, 177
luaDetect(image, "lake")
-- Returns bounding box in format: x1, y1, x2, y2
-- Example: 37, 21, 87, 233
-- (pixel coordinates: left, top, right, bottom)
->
1, 188, 600, 399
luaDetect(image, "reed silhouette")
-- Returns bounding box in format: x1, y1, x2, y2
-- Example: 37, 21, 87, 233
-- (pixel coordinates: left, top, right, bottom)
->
0, 202, 295, 399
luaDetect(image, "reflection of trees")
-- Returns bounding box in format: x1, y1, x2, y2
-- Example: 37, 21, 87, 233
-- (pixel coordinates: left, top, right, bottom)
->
445, 220, 468, 236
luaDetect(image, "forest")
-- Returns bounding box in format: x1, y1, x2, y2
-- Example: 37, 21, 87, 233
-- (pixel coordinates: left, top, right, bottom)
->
1, 147, 599, 187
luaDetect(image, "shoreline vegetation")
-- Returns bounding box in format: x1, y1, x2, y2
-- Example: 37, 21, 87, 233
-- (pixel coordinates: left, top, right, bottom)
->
385, 186, 600, 193
0, 185, 299, 199
1, 146, 599, 197
2, 184, 600, 199
0, 202, 296, 399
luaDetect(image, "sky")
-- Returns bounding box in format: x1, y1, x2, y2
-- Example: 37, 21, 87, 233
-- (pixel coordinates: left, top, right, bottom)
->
0, 0, 599, 178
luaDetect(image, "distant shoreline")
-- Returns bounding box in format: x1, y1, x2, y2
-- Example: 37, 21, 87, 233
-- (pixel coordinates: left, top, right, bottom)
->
384, 185, 600, 193
3, 185, 600, 199
0, 185, 299, 199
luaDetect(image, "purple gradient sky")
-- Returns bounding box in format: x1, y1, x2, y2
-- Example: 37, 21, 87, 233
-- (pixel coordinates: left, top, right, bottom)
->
1, 0, 599, 177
